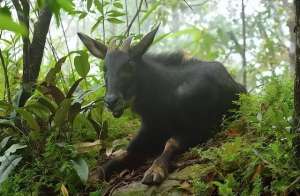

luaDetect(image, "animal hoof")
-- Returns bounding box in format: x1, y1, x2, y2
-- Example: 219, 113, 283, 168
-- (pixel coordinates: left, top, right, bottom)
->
141, 162, 168, 185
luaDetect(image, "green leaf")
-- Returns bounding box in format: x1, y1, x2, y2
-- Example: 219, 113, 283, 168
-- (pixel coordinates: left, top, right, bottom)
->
0, 120, 20, 132
107, 18, 124, 24
16, 109, 40, 131
113, 2, 123, 9
79, 12, 88, 19
0, 144, 27, 161
0, 155, 22, 185
68, 102, 81, 123
0, 136, 12, 151
39, 84, 65, 104
57, 0, 74, 13
87, 0, 93, 11
74, 52, 90, 78
54, 98, 72, 127
45, 56, 67, 85
94, 0, 103, 14
71, 158, 89, 184
0, 6, 12, 17
26, 103, 51, 120
91, 16, 103, 33
67, 78, 84, 98
107, 10, 125, 17
140, 0, 160, 25
0, 14, 28, 36
36, 95, 58, 114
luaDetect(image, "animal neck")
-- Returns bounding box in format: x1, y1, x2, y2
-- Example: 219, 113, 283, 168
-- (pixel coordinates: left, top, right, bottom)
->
132, 56, 173, 115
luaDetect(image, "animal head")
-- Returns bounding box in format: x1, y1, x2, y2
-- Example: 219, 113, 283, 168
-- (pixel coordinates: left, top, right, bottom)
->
78, 26, 159, 118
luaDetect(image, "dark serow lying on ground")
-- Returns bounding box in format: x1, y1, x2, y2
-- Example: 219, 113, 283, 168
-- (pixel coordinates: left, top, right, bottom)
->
78, 26, 246, 185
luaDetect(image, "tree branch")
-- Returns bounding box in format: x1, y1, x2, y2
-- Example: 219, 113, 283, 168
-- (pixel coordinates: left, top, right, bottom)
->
182, 0, 193, 11
19, 5, 52, 106
241, 0, 247, 88
0, 48, 11, 104
125, 0, 143, 36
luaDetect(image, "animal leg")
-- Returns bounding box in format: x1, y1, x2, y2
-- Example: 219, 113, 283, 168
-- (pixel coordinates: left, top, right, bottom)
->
91, 125, 169, 182
141, 138, 181, 185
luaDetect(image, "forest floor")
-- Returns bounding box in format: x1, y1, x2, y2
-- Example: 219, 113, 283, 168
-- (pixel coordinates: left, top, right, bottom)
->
96, 130, 229, 196
85, 78, 300, 196
1, 78, 300, 195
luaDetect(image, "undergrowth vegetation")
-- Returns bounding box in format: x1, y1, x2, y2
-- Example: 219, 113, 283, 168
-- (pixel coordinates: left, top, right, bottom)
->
191, 77, 300, 195
1, 69, 299, 195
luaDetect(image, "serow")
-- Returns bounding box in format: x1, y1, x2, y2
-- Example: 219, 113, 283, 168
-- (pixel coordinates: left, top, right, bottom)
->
78, 25, 246, 185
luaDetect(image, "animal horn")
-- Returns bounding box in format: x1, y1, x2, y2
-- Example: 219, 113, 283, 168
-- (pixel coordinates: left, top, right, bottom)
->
108, 38, 117, 50
121, 36, 132, 52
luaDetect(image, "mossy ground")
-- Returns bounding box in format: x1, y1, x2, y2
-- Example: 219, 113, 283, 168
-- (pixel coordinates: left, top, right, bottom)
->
1, 77, 300, 196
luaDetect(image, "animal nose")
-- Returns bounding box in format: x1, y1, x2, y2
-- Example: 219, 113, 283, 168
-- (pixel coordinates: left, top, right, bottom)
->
104, 95, 118, 108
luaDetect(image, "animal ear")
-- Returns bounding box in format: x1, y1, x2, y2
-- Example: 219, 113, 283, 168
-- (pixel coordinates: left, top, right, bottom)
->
78, 32, 107, 59
129, 25, 159, 58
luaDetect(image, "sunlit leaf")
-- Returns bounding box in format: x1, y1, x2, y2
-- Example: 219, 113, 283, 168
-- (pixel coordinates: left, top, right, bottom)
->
74, 52, 90, 78
107, 17, 124, 24
0, 6, 12, 17
79, 12, 88, 19
87, 0, 93, 11
60, 184, 69, 196
91, 16, 103, 33
74, 140, 101, 153
140, 0, 160, 25
107, 10, 125, 17
0, 14, 28, 36
57, 0, 74, 13
113, 2, 123, 8
94, 0, 103, 14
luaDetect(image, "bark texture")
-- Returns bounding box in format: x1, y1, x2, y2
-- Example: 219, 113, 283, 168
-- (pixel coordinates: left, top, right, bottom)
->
294, 0, 300, 157
12, 1, 52, 106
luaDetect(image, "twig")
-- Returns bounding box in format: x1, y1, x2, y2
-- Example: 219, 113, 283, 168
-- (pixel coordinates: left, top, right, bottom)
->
124, 0, 143, 36
136, 0, 141, 34
285, 176, 300, 192
102, 0, 106, 42
242, 0, 247, 88
190, 0, 210, 7
59, 15, 75, 81
0, 48, 12, 104
183, 0, 194, 11
124, 0, 129, 29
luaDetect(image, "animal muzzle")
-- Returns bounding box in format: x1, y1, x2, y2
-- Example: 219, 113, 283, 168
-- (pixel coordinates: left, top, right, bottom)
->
104, 95, 124, 118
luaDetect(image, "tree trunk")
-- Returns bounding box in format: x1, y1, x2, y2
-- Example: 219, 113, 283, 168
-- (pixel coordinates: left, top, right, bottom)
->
283, 0, 296, 71
294, 0, 300, 158
242, 0, 247, 89
12, 1, 52, 106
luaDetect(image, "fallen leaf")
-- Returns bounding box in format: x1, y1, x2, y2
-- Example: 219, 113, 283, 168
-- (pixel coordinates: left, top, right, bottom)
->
60, 184, 69, 196
225, 128, 240, 137
74, 140, 101, 153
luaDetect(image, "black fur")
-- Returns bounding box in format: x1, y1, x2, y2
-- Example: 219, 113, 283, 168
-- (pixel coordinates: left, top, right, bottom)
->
78, 30, 246, 182
126, 52, 246, 154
